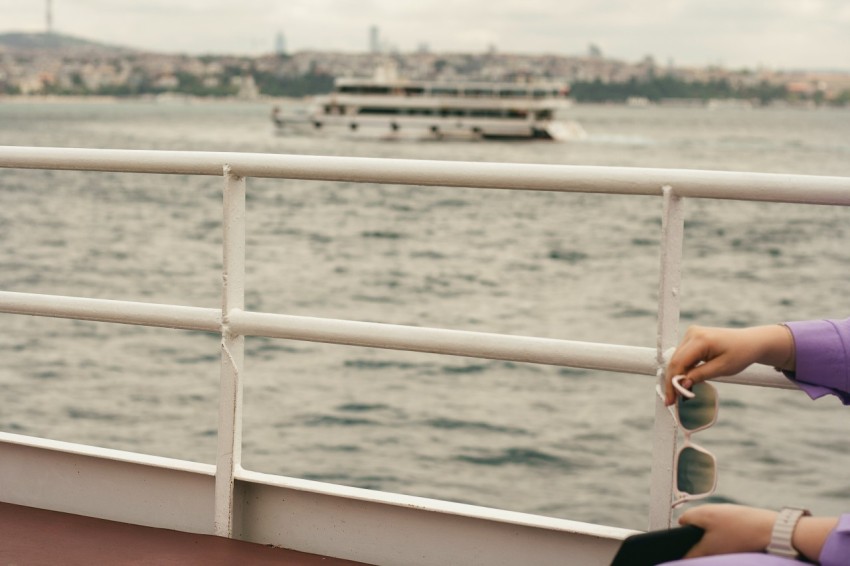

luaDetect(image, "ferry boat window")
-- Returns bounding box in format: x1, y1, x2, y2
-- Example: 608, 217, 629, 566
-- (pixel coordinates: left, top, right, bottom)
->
532, 89, 548, 98
469, 108, 504, 117
535, 109, 553, 120
506, 109, 528, 118
403, 87, 425, 96
499, 89, 528, 98
464, 88, 494, 97
431, 88, 459, 96
439, 108, 466, 117
358, 107, 402, 115
338, 85, 392, 95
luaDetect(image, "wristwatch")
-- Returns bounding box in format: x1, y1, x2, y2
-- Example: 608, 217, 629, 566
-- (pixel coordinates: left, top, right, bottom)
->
766, 507, 811, 558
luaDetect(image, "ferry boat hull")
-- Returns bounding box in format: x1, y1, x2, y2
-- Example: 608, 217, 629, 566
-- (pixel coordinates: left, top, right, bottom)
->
275, 113, 586, 141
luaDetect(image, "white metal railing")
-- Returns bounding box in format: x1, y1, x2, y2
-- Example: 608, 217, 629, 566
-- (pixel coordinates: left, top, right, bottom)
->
1, 146, 849, 536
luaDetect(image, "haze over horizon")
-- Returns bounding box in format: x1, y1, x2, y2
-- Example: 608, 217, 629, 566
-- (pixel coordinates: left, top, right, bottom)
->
1, 0, 849, 72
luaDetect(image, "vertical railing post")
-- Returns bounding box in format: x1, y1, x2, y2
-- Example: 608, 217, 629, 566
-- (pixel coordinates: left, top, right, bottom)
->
649, 185, 685, 529
214, 165, 246, 537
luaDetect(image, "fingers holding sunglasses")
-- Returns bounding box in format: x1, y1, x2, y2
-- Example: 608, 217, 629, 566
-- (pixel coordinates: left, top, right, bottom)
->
664, 326, 718, 404
665, 326, 766, 405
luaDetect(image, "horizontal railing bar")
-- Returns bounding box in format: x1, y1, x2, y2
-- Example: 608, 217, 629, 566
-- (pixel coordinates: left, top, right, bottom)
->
0, 291, 221, 332
714, 363, 799, 390
0, 290, 799, 388
230, 310, 799, 389
228, 309, 657, 374
2, 146, 849, 205
0, 291, 798, 388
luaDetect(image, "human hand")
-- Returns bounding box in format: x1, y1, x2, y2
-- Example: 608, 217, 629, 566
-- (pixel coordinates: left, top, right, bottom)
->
664, 325, 795, 405
678, 504, 777, 558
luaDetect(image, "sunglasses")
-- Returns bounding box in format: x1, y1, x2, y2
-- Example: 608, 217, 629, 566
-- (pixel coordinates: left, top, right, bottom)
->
658, 375, 719, 508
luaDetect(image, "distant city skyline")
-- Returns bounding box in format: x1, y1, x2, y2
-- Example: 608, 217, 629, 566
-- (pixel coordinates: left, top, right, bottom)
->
1, 0, 849, 71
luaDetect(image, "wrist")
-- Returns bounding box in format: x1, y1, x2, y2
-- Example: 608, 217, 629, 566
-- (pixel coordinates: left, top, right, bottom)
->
775, 324, 796, 371
792, 516, 840, 563
766, 507, 810, 559
755, 509, 779, 551
749, 325, 795, 370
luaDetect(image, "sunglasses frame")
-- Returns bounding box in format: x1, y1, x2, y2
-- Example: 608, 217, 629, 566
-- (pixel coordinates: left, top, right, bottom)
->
657, 375, 719, 508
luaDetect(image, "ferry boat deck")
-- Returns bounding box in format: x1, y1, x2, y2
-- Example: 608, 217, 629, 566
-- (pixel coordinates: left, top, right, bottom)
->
0, 501, 368, 565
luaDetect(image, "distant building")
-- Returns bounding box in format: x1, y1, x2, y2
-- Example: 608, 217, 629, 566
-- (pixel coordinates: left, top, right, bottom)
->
369, 26, 380, 54
275, 31, 286, 55
231, 74, 259, 99
153, 74, 179, 91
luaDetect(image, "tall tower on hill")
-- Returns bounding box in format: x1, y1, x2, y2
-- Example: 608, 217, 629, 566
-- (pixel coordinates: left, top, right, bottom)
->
369, 25, 380, 53
46, 0, 54, 34
275, 31, 286, 55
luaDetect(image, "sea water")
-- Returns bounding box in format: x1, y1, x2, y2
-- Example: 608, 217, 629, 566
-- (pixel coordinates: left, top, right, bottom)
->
0, 99, 849, 530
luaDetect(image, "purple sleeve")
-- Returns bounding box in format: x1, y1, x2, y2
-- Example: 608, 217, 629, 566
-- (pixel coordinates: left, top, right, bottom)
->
659, 554, 806, 564
783, 318, 850, 405
820, 514, 850, 566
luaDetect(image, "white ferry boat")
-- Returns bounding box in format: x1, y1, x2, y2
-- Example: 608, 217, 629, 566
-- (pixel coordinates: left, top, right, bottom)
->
1, 146, 848, 564
272, 77, 587, 141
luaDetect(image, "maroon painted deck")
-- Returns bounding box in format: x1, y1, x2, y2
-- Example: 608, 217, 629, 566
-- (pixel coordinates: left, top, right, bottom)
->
0, 501, 371, 565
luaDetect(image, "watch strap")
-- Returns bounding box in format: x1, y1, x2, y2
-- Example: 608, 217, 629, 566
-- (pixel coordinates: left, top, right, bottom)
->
766, 507, 811, 558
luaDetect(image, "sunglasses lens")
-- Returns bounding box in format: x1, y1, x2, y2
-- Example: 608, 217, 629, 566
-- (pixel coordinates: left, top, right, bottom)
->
676, 382, 717, 431
677, 446, 716, 496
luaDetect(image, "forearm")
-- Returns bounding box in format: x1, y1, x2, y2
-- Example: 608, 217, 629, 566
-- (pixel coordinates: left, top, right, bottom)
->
744, 324, 796, 371
794, 516, 839, 563
680, 505, 840, 562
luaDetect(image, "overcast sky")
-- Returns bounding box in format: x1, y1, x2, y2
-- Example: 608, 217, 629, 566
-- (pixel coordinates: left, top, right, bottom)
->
2, 0, 849, 71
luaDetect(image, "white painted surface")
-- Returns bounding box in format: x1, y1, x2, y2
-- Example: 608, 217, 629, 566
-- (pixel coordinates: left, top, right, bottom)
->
238, 478, 631, 565
649, 187, 685, 529
0, 431, 632, 565
214, 167, 247, 537
0, 432, 215, 534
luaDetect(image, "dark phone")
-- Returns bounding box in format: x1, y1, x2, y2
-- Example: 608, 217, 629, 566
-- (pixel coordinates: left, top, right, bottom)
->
609, 525, 705, 566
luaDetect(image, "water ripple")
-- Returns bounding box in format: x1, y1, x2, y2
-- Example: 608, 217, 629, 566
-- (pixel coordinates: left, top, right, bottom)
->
454, 447, 577, 469
425, 417, 529, 436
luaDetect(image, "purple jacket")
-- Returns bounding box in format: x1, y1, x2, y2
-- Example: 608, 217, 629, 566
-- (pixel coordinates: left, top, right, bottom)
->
785, 318, 850, 406
662, 318, 850, 565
